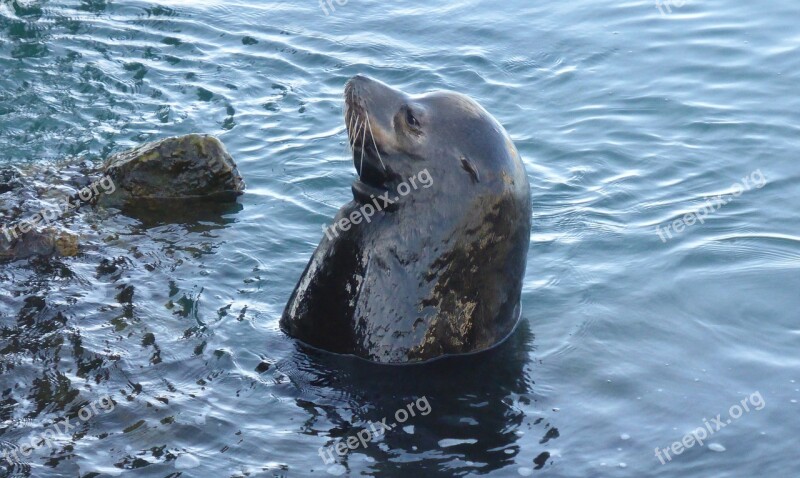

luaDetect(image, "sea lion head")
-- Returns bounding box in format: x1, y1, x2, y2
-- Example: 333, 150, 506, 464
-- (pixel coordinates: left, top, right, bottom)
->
344, 75, 527, 212
281, 75, 531, 364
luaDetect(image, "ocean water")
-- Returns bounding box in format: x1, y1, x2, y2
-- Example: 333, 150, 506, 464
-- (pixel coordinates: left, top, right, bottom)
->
1, 0, 799, 476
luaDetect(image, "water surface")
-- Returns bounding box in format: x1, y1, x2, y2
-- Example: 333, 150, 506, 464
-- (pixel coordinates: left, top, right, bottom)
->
1, 0, 799, 476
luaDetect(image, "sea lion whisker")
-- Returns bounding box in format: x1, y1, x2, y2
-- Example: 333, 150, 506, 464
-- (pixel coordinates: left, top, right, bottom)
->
349, 115, 361, 151
354, 120, 365, 153
365, 113, 387, 172
342, 99, 347, 134
347, 113, 356, 150
359, 118, 368, 176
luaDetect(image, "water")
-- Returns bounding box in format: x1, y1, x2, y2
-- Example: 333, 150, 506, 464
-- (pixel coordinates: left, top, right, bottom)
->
1, 0, 798, 476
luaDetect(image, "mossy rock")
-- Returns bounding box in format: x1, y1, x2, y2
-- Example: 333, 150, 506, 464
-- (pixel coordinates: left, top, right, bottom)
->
101, 134, 245, 206
0, 228, 79, 261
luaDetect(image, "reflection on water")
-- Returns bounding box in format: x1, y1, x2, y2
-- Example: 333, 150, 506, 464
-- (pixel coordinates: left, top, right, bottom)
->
280, 320, 551, 476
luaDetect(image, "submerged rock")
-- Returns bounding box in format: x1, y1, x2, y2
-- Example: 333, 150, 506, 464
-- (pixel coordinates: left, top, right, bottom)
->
101, 134, 245, 206
0, 167, 23, 194
1, 162, 98, 261
0, 227, 79, 261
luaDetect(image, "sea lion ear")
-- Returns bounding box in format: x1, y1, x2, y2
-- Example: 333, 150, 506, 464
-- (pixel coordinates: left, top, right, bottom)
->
460, 156, 480, 184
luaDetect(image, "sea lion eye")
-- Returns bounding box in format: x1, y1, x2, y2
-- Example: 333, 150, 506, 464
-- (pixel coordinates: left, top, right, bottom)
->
405, 108, 420, 128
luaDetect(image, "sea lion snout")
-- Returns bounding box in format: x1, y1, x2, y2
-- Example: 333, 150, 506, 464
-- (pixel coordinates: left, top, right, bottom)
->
345, 75, 408, 202
344, 75, 404, 155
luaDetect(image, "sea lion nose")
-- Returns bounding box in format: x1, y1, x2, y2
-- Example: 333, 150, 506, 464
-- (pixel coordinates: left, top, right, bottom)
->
346, 75, 376, 97
347, 74, 370, 90
348, 75, 398, 97
350, 74, 373, 85
347, 75, 405, 110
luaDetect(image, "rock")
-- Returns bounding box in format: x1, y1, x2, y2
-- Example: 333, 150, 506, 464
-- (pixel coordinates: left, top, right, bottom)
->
0, 167, 24, 194
0, 227, 79, 261
100, 134, 245, 206
0, 134, 245, 261
54, 231, 79, 257
1, 163, 92, 261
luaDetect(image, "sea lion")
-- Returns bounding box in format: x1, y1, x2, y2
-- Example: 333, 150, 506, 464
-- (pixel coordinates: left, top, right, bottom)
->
280, 75, 531, 364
